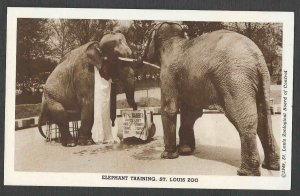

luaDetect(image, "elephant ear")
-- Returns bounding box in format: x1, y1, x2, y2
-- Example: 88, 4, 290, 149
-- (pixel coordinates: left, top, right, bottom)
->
86, 42, 104, 71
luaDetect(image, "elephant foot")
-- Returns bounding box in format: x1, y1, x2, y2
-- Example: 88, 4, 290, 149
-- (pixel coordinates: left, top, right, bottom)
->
237, 167, 261, 176
178, 144, 194, 155
262, 153, 280, 171
78, 137, 95, 146
61, 138, 77, 147
161, 149, 179, 159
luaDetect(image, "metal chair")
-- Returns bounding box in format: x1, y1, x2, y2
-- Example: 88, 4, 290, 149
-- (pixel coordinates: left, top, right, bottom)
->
39, 110, 80, 143
44, 121, 79, 142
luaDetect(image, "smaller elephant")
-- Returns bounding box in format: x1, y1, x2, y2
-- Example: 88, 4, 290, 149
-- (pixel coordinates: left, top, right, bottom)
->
142, 22, 280, 176
38, 32, 137, 147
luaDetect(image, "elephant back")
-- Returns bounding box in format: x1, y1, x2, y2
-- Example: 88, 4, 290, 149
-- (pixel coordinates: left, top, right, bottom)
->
43, 41, 100, 107
59, 41, 99, 66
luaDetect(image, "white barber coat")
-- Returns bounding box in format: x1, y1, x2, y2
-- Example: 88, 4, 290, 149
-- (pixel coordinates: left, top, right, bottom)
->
91, 66, 119, 143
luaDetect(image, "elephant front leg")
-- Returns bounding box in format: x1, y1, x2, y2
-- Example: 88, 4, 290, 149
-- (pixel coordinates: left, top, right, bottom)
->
160, 78, 179, 159
78, 99, 95, 146
161, 101, 179, 159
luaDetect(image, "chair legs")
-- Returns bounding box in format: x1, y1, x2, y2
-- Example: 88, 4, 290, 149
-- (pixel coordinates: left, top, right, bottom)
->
45, 121, 79, 143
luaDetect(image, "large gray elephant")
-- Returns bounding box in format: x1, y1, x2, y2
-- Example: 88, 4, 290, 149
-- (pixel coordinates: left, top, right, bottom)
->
142, 22, 280, 176
38, 32, 137, 147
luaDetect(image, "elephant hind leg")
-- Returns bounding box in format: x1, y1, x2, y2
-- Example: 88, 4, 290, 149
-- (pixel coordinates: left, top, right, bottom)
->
257, 104, 280, 170
47, 100, 76, 147
178, 103, 203, 155
58, 121, 76, 147
224, 95, 261, 176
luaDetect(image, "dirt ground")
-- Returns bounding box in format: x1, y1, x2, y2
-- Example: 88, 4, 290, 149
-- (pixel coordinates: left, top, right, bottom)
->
14, 114, 281, 176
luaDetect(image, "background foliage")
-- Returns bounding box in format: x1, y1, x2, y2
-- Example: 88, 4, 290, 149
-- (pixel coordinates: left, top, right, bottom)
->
16, 19, 282, 88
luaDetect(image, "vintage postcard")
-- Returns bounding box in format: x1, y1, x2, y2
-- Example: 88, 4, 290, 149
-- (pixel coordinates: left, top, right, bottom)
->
4, 8, 294, 189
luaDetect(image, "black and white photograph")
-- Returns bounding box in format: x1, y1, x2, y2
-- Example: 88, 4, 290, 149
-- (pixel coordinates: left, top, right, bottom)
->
4, 8, 294, 190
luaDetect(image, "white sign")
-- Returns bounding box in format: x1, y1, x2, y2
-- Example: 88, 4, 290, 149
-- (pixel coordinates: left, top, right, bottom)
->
121, 109, 153, 141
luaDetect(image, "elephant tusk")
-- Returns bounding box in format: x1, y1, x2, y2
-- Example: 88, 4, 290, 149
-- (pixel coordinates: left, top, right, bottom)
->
118, 57, 160, 70
142, 61, 161, 70
117, 57, 134, 62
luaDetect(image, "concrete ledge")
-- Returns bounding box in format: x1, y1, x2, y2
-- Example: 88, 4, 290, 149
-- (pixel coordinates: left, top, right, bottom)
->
15, 106, 281, 130
15, 117, 39, 130
272, 104, 281, 114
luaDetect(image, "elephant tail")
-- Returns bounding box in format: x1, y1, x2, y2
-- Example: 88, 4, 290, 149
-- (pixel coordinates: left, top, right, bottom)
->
38, 101, 47, 138
257, 59, 273, 128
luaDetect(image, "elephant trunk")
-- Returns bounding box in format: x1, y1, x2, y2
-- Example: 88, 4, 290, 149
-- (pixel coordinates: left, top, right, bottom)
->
110, 66, 137, 126
119, 66, 137, 110
124, 72, 137, 110
110, 82, 117, 126
125, 83, 137, 110
122, 71, 137, 110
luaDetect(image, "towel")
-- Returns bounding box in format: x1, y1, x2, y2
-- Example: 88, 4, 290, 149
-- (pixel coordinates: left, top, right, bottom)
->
91, 66, 119, 144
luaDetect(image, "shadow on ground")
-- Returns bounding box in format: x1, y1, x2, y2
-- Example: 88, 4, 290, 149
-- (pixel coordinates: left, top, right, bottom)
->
72, 137, 161, 156
193, 145, 241, 168
130, 138, 242, 168
71, 141, 242, 168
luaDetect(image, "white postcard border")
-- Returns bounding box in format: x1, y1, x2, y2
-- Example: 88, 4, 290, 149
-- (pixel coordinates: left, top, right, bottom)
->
4, 8, 294, 190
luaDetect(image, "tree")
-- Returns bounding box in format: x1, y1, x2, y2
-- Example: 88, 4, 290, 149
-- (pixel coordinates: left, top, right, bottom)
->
182, 21, 224, 38
17, 18, 51, 59
126, 20, 154, 57
126, 20, 158, 77
17, 18, 52, 80
46, 19, 78, 61
67, 19, 109, 45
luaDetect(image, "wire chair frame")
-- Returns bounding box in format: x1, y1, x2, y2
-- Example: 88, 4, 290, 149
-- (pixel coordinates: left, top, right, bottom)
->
45, 121, 79, 143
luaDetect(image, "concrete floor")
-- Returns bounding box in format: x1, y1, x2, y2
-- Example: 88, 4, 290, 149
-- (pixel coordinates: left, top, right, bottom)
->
14, 114, 281, 176
118, 85, 281, 104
